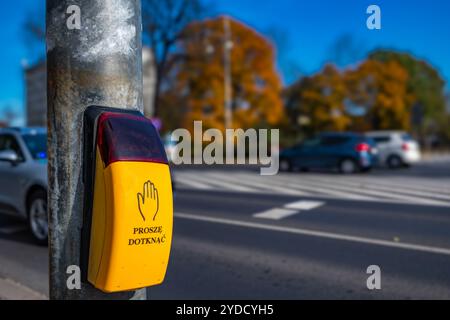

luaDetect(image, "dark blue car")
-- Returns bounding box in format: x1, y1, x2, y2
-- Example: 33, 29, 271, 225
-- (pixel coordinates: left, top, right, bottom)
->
280, 133, 378, 174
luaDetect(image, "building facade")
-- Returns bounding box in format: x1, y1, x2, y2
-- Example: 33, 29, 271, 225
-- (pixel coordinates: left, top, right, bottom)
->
25, 62, 47, 127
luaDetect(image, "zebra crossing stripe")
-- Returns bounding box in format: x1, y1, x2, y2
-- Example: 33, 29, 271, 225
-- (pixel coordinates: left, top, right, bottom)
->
175, 170, 450, 207
201, 172, 276, 192
204, 172, 306, 196
176, 178, 214, 190
301, 175, 450, 201
282, 176, 450, 206
236, 173, 379, 201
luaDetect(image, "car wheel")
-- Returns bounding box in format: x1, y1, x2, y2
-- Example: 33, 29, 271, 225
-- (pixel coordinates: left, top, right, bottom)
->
280, 159, 292, 172
339, 158, 358, 174
28, 189, 48, 246
387, 155, 403, 169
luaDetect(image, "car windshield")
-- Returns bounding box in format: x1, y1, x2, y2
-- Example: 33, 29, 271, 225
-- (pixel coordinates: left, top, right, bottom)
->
22, 133, 47, 160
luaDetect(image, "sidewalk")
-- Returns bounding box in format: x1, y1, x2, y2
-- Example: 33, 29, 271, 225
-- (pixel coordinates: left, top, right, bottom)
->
0, 277, 47, 300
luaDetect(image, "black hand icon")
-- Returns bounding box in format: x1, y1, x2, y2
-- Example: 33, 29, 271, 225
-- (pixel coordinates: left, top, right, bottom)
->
137, 181, 159, 222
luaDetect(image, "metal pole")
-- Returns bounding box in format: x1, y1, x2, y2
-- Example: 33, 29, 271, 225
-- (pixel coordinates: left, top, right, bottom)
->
223, 16, 233, 130
46, 0, 146, 300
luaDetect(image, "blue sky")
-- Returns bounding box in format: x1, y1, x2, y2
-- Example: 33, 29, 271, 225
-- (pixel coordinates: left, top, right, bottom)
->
1, 0, 450, 125
213, 0, 450, 81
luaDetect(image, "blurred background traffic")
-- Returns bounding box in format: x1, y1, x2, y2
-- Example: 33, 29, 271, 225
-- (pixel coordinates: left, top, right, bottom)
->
0, 0, 450, 300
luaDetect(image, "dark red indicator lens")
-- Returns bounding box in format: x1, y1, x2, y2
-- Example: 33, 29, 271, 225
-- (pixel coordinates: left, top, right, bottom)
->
97, 112, 168, 166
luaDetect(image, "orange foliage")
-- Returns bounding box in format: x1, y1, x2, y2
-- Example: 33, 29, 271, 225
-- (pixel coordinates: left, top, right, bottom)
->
284, 64, 351, 135
285, 59, 413, 135
166, 16, 284, 132
345, 59, 413, 131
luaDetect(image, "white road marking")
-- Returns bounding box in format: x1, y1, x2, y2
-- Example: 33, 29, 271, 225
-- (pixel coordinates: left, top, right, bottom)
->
176, 177, 215, 190
253, 208, 300, 220
175, 212, 450, 256
231, 172, 311, 196
0, 225, 27, 235
253, 200, 325, 220
206, 172, 306, 196
192, 173, 260, 192
236, 173, 378, 201
284, 200, 325, 211
352, 175, 450, 193
250, 173, 450, 206
277, 175, 450, 207
176, 170, 450, 207
301, 175, 450, 202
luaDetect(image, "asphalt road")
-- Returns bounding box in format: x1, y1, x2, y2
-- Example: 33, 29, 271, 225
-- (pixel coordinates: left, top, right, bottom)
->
1, 159, 450, 299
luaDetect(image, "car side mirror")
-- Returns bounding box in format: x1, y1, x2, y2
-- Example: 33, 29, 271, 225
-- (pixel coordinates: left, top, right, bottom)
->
0, 150, 19, 164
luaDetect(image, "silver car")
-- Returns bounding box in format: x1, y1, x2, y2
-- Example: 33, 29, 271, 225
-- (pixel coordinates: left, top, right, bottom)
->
0, 127, 48, 245
366, 131, 422, 168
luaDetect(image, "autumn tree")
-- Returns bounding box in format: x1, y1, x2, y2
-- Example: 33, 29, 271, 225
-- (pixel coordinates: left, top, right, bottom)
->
369, 50, 447, 140
162, 16, 284, 133
284, 64, 351, 137
285, 59, 413, 136
345, 59, 413, 131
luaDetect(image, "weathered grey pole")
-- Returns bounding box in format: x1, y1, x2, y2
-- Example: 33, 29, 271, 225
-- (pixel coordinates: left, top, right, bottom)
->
46, 0, 146, 300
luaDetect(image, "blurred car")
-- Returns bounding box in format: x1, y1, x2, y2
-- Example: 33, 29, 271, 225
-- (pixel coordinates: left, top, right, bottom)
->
280, 132, 378, 174
0, 127, 48, 245
365, 131, 421, 168
163, 134, 177, 163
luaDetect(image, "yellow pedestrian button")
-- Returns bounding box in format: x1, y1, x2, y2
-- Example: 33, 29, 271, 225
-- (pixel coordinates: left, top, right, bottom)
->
82, 106, 173, 293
